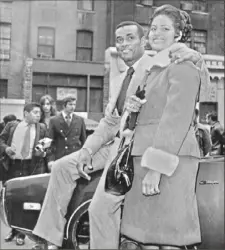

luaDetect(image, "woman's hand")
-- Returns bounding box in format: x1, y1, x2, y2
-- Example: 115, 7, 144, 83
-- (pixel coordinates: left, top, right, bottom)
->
142, 169, 161, 196
124, 95, 147, 113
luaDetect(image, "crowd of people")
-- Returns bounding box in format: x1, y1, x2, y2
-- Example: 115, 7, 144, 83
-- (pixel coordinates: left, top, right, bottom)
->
0, 4, 224, 250
0, 95, 87, 246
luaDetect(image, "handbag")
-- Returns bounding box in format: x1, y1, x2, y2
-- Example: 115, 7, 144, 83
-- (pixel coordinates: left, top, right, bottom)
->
105, 86, 146, 196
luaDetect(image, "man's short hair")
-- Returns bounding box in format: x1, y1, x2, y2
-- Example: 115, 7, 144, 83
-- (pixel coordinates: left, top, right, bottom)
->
207, 111, 218, 122
23, 103, 41, 113
62, 95, 76, 107
3, 114, 17, 124
116, 21, 145, 39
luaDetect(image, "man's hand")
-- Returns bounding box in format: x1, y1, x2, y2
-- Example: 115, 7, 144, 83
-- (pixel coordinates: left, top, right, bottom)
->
5, 147, 16, 159
169, 43, 201, 64
142, 169, 161, 196
34, 148, 46, 158
76, 148, 93, 181
47, 161, 54, 172
125, 95, 147, 113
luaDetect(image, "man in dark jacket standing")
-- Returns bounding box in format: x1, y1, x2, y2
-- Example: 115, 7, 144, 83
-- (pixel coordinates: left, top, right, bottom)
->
193, 108, 212, 157
206, 111, 224, 155
0, 103, 48, 246
47, 95, 86, 171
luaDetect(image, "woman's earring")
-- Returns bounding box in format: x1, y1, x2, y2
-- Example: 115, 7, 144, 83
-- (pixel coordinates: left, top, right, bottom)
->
175, 31, 182, 42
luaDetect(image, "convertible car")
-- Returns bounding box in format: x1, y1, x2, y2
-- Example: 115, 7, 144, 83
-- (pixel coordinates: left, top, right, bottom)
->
0, 156, 224, 249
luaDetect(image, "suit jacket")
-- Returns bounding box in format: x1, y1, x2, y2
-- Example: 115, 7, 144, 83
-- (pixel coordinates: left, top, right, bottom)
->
83, 50, 209, 175
83, 54, 153, 152
195, 123, 212, 157
210, 121, 224, 155
0, 120, 48, 174
48, 112, 86, 161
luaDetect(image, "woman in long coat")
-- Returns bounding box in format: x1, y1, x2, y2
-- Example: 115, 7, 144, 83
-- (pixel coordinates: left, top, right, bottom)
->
121, 5, 202, 249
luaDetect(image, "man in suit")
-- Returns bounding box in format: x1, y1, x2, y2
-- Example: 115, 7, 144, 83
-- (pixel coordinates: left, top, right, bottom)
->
0, 114, 17, 182
47, 95, 86, 171
77, 21, 210, 249
206, 111, 224, 155
32, 21, 209, 249
0, 103, 48, 246
193, 108, 212, 157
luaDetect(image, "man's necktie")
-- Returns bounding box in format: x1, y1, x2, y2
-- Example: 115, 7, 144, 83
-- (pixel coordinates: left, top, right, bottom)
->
65, 115, 71, 126
116, 67, 135, 116
21, 125, 31, 159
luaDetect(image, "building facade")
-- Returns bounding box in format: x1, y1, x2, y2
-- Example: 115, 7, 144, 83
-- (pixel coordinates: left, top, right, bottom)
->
0, 0, 224, 123
0, 0, 108, 121
105, 0, 224, 125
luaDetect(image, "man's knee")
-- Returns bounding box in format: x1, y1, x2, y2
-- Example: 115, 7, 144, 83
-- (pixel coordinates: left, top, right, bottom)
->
51, 159, 65, 176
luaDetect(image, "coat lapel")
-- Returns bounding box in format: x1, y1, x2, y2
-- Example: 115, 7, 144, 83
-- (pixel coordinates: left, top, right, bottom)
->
8, 122, 19, 146
59, 112, 69, 132
144, 48, 172, 97
126, 54, 154, 98
66, 114, 77, 135
108, 71, 127, 113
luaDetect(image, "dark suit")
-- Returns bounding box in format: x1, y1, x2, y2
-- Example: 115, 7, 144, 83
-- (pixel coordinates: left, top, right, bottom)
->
195, 123, 212, 157
210, 121, 224, 155
48, 112, 86, 161
0, 120, 48, 181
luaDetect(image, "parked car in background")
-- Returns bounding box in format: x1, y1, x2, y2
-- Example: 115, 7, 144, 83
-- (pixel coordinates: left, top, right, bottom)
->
0, 153, 224, 249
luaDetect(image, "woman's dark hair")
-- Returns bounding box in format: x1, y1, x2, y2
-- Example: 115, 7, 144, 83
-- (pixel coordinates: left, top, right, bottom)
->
39, 95, 57, 122
148, 4, 192, 43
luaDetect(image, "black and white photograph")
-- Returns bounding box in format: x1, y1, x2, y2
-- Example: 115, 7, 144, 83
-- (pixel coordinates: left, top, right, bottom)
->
0, 0, 224, 249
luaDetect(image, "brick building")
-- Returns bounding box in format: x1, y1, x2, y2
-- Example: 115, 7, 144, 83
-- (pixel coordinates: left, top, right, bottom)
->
105, 0, 224, 124
0, 0, 108, 121
0, 0, 224, 123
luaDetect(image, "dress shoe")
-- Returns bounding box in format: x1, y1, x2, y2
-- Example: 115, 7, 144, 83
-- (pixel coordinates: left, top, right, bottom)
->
16, 234, 25, 246
32, 243, 46, 250
4, 229, 16, 242
47, 242, 59, 250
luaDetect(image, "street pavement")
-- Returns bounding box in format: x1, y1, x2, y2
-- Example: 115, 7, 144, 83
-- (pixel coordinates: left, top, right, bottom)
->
1, 220, 34, 249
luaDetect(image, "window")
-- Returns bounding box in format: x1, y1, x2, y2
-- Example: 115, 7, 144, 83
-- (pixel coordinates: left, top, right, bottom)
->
0, 1, 12, 23
193, 0, 208, 12
0, 79, 7, 98
37, 27, 55, 59
76, 30, 93, 61
0, 23, 11, 60
185, 30, 207, 54
77, 0, 94, 11
90, 77, 103, 113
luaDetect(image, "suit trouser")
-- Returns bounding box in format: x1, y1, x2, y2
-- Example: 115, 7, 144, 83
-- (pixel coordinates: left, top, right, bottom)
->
32, 143, 112, 247
89, 138, 124, 249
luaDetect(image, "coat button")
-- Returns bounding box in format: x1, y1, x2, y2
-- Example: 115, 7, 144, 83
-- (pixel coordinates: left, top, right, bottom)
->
65, 137, 67, 141
65, 146, 68, 149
